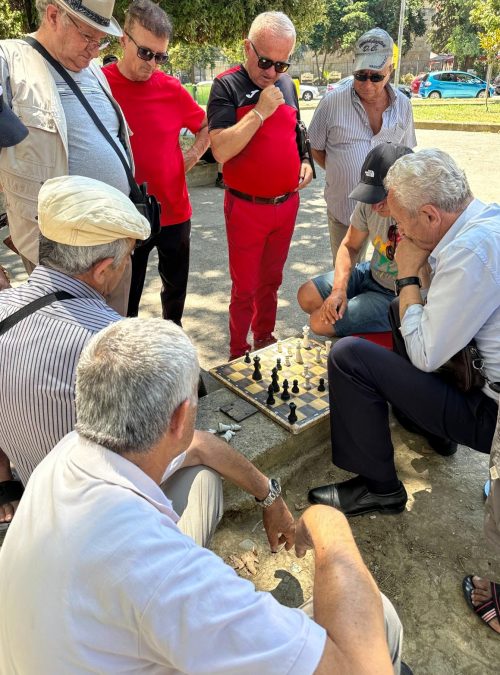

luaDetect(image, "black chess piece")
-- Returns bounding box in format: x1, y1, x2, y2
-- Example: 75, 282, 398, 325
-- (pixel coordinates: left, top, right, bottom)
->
244, 350, 251, 364
317, 377, 326, 392
288, 402, 297, 424
266, 384, 275, 405
276, 357, 282, 371
280, 378, 290, 401
252, 356, 262, 381
291, 379, 299, 394
271, 368, 280, 393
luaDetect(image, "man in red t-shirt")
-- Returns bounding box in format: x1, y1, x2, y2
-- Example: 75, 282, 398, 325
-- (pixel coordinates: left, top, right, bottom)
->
208, 11, 313, 359
103, 0, 208, 325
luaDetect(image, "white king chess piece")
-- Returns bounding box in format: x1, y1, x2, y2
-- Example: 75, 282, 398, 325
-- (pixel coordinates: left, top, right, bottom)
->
302, 325, 310, 350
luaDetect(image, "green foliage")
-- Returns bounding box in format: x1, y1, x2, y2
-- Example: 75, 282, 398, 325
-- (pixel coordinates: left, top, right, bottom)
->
0, 0, 27, 39
168, 43, 220, 75
430, 0, 482, 69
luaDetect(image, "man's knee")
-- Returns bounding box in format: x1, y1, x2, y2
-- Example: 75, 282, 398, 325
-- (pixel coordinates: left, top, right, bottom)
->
310, 311, 335, 337
297, 280, 322, 314
330, 336, 366, 370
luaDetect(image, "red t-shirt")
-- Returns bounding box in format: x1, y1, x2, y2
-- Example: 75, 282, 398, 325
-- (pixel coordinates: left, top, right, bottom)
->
103, 65, 205, 226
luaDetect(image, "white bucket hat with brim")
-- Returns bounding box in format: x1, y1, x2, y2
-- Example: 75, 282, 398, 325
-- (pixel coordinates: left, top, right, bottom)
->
55, 0, 122, 37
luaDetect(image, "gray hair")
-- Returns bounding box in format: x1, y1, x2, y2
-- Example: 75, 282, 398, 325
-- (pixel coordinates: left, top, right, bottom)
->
76, 319, 199, 455
38, 235, 132, 276
124, 0, 173, 39
384, 148, 472, 215
36, 0, 69, 24
248, 11, 296, 47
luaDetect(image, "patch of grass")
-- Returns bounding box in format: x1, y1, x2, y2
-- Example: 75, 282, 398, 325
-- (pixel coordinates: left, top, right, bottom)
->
412, 99, 500, 124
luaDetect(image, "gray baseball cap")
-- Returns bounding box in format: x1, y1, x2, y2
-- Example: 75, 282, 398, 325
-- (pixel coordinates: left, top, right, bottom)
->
0, 84, 28, 148
353, 28, 394, 73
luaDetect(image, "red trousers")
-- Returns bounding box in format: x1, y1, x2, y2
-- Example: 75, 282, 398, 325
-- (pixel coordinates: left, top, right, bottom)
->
224, 191, 299, 356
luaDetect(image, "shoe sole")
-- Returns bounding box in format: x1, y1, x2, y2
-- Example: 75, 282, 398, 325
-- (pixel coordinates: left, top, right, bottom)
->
344, 502, 407, 517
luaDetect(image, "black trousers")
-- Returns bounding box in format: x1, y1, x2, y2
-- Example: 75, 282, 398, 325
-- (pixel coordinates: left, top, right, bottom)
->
128, 220, 191, 326
328, 330, 498, 483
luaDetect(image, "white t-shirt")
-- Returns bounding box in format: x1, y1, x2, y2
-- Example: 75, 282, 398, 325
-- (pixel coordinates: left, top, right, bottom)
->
0, 432, 326, 674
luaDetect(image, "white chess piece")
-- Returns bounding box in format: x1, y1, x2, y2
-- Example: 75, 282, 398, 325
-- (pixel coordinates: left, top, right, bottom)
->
302, 325, 310, 350
222, 429, 236, 442
303, 364, 309, 379
277, 339, 282, 353
284, 353, 291, 367
295, 339, 303, 364
315, 346, 322, 363
304, 373, 312, 390
218, 422, 242, 432
325, 340, 332, 353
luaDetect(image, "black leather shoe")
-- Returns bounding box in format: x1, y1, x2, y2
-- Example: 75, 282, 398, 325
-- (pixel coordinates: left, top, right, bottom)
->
308, 475, 407, 517
392, 407, 457, 457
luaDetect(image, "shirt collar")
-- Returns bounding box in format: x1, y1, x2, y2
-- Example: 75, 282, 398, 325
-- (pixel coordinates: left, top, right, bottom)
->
28, 265, 105, 302
66, 431, 180, 523
350, 81, 396, 106
429, 198, 485, 265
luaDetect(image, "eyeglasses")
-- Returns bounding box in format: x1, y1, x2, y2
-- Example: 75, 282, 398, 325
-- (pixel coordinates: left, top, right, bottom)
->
353, 71, 387, 83
385, 224, 399, 261
250, 41, 291, 73
66, 14, 110, 51
125, 31, 168, 64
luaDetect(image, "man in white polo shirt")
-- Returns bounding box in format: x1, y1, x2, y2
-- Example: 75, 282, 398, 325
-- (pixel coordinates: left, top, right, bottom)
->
0, 318, 407, 674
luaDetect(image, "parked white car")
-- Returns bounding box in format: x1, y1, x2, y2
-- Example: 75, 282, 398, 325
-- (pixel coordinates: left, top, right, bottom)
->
299, 84, 322, 101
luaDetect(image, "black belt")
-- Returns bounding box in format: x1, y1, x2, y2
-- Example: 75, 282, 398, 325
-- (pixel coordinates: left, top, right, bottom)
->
228, 188, 293, 205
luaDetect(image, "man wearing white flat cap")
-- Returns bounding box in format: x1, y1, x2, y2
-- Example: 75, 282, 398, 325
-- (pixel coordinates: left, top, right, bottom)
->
308, 27, 416, 263
0, 175, 149, 531
0, 0, 133, 314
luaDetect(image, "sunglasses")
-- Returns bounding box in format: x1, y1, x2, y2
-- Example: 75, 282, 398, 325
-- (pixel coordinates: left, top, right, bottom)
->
125, 31, 168, 64
250, 41, 291, 73
67, 14, 109, 51
353, 71, 387, 83
385, 224, 399, 261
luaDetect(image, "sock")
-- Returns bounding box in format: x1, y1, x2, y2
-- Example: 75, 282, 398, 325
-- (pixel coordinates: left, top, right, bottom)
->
364, 477, 401, 495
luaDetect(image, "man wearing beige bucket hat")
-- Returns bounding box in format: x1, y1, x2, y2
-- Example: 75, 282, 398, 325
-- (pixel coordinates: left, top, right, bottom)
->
0, 175, 149, 531
0, 0, 134, 314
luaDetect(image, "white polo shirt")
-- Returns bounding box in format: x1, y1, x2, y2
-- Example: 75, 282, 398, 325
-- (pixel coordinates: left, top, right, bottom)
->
0, 432, 326, 674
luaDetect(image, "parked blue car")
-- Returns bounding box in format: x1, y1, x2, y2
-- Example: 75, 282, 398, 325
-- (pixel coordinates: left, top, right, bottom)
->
419, 70, 495, 99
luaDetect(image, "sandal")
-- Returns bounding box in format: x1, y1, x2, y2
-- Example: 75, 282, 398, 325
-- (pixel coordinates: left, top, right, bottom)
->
462, 575, 500, 634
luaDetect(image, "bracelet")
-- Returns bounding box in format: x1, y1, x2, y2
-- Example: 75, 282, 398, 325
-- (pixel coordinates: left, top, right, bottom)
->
252, 108, 264, 127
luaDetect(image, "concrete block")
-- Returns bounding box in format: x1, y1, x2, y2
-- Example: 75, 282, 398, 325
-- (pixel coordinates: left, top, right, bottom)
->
186, 162, 218, 188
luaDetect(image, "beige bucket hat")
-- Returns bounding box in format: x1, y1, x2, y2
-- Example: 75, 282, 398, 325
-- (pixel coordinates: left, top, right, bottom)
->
54, 0, 122, 37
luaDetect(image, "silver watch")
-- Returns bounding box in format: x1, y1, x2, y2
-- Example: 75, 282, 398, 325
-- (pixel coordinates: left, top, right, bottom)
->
255, 478, 281, 508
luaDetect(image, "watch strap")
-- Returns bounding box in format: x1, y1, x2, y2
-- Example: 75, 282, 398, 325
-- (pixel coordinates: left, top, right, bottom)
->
395, 276, 421, 295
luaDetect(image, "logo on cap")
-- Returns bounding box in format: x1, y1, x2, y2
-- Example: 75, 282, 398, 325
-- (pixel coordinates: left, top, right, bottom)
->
365, 169, 375, 178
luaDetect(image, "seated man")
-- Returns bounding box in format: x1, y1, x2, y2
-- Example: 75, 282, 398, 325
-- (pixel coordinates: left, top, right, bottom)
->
298, 143, 413, 337
0, 318, 405, 673
308, 149, 499, 516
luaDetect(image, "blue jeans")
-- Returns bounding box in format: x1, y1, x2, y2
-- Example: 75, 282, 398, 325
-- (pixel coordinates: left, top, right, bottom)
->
312, 261, 395, 336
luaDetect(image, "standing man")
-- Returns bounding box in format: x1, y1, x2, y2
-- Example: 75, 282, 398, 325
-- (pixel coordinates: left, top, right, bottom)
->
104, 0, 209, 324
308, 28, 416, 263
208, 11, 313, 359
0, 0, 132, 315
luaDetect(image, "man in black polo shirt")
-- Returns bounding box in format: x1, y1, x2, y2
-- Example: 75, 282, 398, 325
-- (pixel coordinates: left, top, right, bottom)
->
207, 11, 313, 359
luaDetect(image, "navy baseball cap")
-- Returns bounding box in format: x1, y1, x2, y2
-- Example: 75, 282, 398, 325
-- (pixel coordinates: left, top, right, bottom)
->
0, 84, 28, 148
349, 143, 414, 204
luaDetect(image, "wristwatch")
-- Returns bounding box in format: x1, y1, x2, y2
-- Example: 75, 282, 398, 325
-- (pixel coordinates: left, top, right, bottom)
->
395, 276, 421, 296
255, 478, 281, 508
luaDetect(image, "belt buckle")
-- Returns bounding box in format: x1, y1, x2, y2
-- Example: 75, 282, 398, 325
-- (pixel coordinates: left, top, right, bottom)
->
273, 194, 286, 204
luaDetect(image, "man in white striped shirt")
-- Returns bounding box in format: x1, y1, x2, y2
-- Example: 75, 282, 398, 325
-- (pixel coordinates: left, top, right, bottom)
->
309, 28, 416, 262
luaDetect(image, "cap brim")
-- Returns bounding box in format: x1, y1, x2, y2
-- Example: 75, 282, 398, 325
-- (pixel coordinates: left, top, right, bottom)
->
353, 53, 392, 73
56, 1, 123, 37
0, 107, 29, 148
349, 183, 387, 204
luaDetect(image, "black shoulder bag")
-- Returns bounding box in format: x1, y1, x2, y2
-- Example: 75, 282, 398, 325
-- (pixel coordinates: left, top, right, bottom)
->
24, 37, 161, 245
0, 291, 75, 336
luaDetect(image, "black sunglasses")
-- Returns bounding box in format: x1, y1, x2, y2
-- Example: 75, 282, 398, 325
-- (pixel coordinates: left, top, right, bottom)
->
353, 71, 387, 83
250, 41, 291, 73
385, 224, 399, 261
125, 31, 168, 64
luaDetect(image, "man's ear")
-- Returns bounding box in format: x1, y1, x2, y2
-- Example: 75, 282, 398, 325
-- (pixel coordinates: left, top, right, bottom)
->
169, 400, 191, 440
90, 257, 115, 286
120, 34, 127, 49
420, 203, 441, 228
243, 39, 251, 58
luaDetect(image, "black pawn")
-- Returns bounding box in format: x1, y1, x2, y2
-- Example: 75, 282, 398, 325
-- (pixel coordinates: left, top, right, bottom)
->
276, 357, 282, 371
281, 378, 290, 401
288, 402, 297, 424
244, 350, 251, 363
266, 384, 275, 405
291, 379, 299, 394
252, 356, 262, 381
271, 368, 280, 393
317, 377, 326, 392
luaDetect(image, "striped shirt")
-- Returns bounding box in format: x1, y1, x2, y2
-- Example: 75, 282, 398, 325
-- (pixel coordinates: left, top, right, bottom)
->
308, 80, 416, 227
0, 266, 120, 485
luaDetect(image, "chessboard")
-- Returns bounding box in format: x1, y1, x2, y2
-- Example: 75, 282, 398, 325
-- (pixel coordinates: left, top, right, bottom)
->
209, 336, 331, 434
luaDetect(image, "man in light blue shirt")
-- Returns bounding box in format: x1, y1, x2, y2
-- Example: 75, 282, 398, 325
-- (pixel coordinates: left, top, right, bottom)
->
308, 149, 499, 518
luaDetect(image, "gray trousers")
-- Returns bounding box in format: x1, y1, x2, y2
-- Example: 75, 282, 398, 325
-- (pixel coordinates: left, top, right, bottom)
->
328, 212, 369, 264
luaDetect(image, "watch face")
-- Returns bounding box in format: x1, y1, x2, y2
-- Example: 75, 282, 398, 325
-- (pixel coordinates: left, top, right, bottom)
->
270, 478, 281, 494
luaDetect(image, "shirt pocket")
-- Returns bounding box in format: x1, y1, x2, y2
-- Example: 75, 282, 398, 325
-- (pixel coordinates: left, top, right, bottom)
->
12, 104, 59, 168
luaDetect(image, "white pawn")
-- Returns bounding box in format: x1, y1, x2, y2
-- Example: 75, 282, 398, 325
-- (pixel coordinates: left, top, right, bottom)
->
302, 325, 310, 350
295, 339, 303, 364
325, 340, 332, 353
304, 373, 312, 390
218, 422, 241, 432
284, 353, 291, 367
303, 364, 309, 379
277, 339, 283, 353
315, 346, 322, 363
222, 429, 236, 442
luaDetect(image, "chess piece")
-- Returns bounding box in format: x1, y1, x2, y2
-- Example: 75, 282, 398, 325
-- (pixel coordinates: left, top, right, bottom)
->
222, 429, 236, 442
276, 357, 282, 371
317, 377, 326, 392
252, 356, 262, 381
277, 339, 283, 353
295, 340, 303, 364
315, 346, 322, 363
288, 402, 297, 424
303, 364, 309, 379
325, 340, 332, 353
244, 350, 251, 363
304, 373, 312, 390
271, 371, 280, 393
266, 384, 275, 405
218, 422, 242, 432
291, 379, 299, 394
302, 325, 310, 350
284, 352, 291, 367
280, 379, 290, 400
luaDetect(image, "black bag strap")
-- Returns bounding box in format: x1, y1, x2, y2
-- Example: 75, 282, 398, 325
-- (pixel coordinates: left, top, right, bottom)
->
0, 291, 75, 336
24, 36, 142, 202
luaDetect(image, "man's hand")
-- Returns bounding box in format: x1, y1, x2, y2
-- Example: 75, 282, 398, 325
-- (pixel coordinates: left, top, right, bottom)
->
319, 289, 347, 324
255, 85, 284, 120
294, 511, 315, 558
395, 237, 430, 277
262, 496, 296, 552
296, 161, 313, 191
